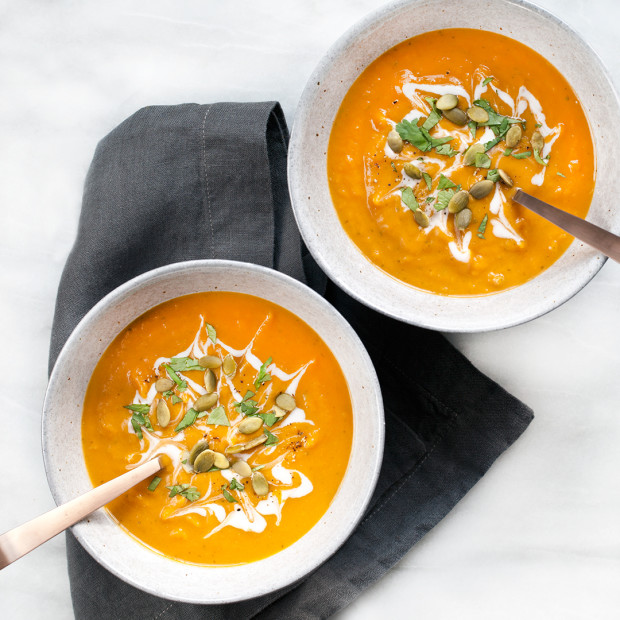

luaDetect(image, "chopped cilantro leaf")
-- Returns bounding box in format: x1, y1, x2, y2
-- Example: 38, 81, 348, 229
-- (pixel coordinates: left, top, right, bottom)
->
482, 76, 494, 86
254, 357, 273, 390
487, 169, 500, 183
264, 429, 279, 446
167, 357, 204, 372
422, 172, 432, 190
477, 214, 488, 239
206, 323, 217, 344
512, 151, 531, 160
474, 152, 491, 169
438, 174, 457, 190
174, 408, 198, 433
207, 405, 230, 427
401, 187, 419, 211
229, 478, 244, 491
435, 189, 455, 211
221, 485, 237, 503
147, 476, 161, 492
167, 484, 200, 501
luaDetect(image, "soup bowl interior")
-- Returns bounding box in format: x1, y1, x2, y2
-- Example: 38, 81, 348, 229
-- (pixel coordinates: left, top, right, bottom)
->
42, 260, 383, 604
288, 0, 620, 331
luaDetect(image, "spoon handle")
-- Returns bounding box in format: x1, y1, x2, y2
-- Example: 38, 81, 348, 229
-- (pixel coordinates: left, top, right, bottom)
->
0, 456, 162, 570
513, 189, 620, 263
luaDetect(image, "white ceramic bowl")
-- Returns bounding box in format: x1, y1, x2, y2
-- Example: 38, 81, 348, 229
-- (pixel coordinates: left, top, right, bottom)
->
288, 0, 620, 332
42, 260, 383, 603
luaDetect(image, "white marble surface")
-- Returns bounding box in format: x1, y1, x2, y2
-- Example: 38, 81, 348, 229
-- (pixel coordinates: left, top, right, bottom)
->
1, 0, 619, 617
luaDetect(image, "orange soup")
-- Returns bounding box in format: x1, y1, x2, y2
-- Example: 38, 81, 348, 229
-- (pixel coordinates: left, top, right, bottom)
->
82, 292, 353, 565
327, 28, 596, 295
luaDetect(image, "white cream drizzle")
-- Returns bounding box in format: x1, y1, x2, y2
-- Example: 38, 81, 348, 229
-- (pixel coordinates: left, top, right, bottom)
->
124, 316, 317, 536
387, 74, 561, 262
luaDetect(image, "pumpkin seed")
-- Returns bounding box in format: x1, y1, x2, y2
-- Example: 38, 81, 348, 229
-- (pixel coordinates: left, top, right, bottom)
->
189, 439, 209, 466
448, 190, 470, 214
463, 143, 485, 166
199, 355, 222, 369
455, 208, 472, 230
155, 378, 175, 393
251, 472, 269, 496
203, 369, 217, 393
498, 169, 514, 187
225, 434, 267, 454
403, 162, 422, 179
213, 452, 230, 470
466, 105, 489, 123
436, 94, 459, 111
193, 449, 216, 473
469, 180, 494, 200
272, 405, 287, 419
442, 107, 468, 126
238, 416, 264, 434
387, 130, 403, 153
222, 354, 236, 377
275, 393, 296, 412
505, 125, 522, 148
194, 393, 217, 412
531, 130, 544, 152
156, 399, 170, 427
414, 209, 430, 228
232, 460, 252, 477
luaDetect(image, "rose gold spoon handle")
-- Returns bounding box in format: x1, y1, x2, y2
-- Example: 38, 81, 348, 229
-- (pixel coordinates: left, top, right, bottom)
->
0, 456, 163, 570
513, 189, 620, 263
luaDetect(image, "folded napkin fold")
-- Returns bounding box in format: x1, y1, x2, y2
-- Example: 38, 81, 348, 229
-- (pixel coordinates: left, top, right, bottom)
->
49, 102, 533, 619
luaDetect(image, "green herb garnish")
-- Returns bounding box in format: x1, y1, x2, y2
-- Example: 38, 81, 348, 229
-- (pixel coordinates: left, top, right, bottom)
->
435, 189, 455, 211
421, 97, 442, 132
264, 428, 279, 446
512, 151, 531, 160
258, 412, 277, 427
147, 476, 161, 492
221, 485, 237, 503
229, 478, 244, 491
124, 404, 153, 439
468, 121, 477, 139
438, 174, 457, 190
207, 405, 230, 427
435, 143, 459, 157
503, 148, 514, 156
167, 484, 200, 501
473, 99, 521, 128
535, 122, 542, 128
206, 323, 217, 344
487, 169, 500, 183
254, 357, 273, 390
174, 408, 199, 433
235, 391, 259, 416
401, 187, 419, 211
422, 171, 432, 190
477, 214, 488, 239
474, 152, 491, 169
425, 196, 435, 203
395, 120, 454, 153
171, 395, 183, 405
165, 365, 187, 392
390, 161, 397, 173
557, 172, 566, 178
533, 149, 548, 166
167, 357, 204, 372
482, 76, 494, 86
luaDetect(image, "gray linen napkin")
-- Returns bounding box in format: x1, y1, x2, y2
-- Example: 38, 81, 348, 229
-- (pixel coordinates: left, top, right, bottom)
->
48, 102, 533, 619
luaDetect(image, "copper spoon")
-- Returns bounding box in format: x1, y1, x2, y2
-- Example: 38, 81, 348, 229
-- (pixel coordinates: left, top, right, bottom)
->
0, 456, 163, 569
513, 189, 620, 263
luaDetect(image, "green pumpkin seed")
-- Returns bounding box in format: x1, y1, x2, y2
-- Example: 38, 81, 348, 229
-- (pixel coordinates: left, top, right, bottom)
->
275, 393, 296, 412
213, 452, 230, 470
469, 180, 494, 200
193, 449, 216, 473
466, 105, 489, 123
448, 190, 470, 214
414, 209, 430, 228
455, 208, 472, 230
442, 107, 468, 126
232, 460, 252, 477
225, 434, 267, 454
155, 378, 175, 393
156, 399, 170, 427
505, 125, 522, 148
271, 405, 287, 419
222, 355, 236, 377
436, 94, 459, 111
194, 393, 217, 412
238, 416, 264, 434
203, 369, 217, 393
387, 130, 403, 153
531, 130, 544, 152
189, 439, 209, 466
251, 471, 269, 496
199, 355, 222, 369
498, 169, 514, 187
463, 143, 485, 166
404, 162, 422, 179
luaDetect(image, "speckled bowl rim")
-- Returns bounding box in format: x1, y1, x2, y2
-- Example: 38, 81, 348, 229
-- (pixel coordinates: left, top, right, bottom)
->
42, 260, 384, 604
288, 0, 620, 332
